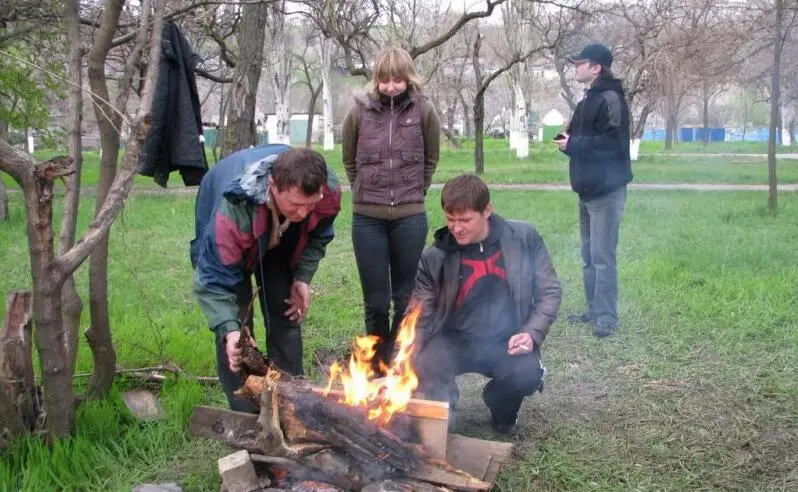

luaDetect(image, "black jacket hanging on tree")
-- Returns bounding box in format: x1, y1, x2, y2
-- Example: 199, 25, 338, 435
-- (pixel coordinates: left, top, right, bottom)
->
139, 21, 208, 187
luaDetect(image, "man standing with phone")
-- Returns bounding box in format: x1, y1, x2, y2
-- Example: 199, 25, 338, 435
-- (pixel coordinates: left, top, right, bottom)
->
554, 43, 632, 338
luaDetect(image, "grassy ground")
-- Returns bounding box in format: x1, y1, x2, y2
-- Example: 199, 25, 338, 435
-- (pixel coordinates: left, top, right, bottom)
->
0, 187, 795, 491
4, 139, 798, 191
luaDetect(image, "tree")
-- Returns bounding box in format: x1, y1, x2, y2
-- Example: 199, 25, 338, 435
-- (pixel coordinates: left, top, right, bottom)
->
220, 2, 268, 156
294, 27, 323, 147
0, 0, 165, 438
471, 4, 566, 174
766, 0, 798, 212
267, 0, 293, 145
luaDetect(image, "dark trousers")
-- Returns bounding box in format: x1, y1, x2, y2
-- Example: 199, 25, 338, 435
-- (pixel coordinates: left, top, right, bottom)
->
579, 185, 627, 329
215, 252, 302, 413
415, 334, 544, 424
352, 212, 428, 368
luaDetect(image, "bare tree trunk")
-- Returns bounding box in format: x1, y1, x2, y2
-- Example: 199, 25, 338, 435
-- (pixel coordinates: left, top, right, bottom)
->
86, 0, 152, 398
473, 94, 486, 175
665, 114, 677, 150
25, 156, 74, 438
460, 94, 471, 139
1, 117, 10, 221
473, 34, 486, 175
768, 0, 783, 213
0, 172, 8, 222
305, 86, 322, 148
512, 75, 528, 158
222, 2, 268, 156
86, 0, 125, 400
321, 37, 335, 150
269, 1, 293, 146
702, 82, 711, 145
632, 102, 655, 140
60, 0, 84, 380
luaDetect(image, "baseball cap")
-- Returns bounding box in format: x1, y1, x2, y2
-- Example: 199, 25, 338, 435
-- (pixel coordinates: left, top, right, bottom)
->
567, 43, 613, 67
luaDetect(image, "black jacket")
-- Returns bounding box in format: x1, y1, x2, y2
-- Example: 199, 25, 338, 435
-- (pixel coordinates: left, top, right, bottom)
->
565, 76, 633, 200
139, 21, 208, 188
409, 215, 561, 350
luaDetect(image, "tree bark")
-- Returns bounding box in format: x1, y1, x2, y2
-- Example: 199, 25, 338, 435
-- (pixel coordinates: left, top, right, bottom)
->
0, 172, 9, 222
702, 82, 711, 145
305, 86, 322, 148
461, 94, 471, 139
321, 37, 335, 150
27, 156, 75, 438
60, 0, 84, 382
85, 0, 153, 398
269, 0, 293, 146
768, 0, 783, 213
665, 114, 677, 150
472, 34, 486, 175
221, 2, 268, 156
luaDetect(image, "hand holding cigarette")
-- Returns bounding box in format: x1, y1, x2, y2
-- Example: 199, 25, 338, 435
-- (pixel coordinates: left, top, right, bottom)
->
507, 333, 534, 356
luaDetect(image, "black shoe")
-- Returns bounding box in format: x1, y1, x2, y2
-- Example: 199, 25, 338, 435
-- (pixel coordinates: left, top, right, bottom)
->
567, 313, 592, 324
593, 323, 614, 338
491, 417, 519, 436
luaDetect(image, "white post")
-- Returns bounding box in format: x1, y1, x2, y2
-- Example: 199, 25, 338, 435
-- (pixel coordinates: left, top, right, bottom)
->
26, 130, 35, 153
630, 138, 641, 161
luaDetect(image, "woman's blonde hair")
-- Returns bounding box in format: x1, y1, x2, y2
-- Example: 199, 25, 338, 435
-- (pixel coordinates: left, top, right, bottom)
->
368, 46, 423, 99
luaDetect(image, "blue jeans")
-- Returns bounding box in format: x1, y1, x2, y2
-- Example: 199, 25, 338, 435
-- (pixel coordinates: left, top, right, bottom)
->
579, 185, 627, 329
352, 212, 428, 367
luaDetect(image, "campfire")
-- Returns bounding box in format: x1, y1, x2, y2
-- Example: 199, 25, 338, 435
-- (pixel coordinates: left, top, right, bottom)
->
189, 306, 513, 492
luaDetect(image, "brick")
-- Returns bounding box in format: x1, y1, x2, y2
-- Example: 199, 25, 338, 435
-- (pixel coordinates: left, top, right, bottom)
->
217, 450, 259, 492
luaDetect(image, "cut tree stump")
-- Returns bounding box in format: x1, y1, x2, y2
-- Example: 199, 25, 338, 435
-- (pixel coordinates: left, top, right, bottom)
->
1, 290, 39, 440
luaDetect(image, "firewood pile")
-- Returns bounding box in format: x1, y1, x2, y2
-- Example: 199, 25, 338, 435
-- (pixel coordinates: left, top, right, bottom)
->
190, 334, 513, 492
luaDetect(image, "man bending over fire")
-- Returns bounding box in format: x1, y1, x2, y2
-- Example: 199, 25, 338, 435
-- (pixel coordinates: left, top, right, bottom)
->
410, 174, 561, 435
191, 144, 341, 412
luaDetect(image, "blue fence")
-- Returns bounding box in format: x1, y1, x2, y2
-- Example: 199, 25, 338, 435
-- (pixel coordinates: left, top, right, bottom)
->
642, 127, 778, 143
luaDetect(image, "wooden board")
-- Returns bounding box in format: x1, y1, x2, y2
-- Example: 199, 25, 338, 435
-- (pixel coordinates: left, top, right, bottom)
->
446, 434, 514, 484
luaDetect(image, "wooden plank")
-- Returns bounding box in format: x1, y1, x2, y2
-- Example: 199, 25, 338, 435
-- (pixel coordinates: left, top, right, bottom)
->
189, 405, 261, 451
407, 462, 491, 491
446, 434, 514, 483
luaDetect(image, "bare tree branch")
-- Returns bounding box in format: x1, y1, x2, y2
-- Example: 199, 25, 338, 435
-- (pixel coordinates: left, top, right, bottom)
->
58, 0, 166, 277
196, 68, 233, 83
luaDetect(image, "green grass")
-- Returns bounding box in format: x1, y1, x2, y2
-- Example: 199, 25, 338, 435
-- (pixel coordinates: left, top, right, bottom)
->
639, 140, 798, 154
0, 187, 796, 491
4, 139, 798, 192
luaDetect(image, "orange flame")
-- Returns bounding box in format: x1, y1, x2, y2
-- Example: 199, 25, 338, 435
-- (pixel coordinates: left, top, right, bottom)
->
324, 305, 422, 425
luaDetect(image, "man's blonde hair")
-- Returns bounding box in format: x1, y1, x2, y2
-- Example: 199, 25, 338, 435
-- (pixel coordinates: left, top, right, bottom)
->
368, 46, 423, 99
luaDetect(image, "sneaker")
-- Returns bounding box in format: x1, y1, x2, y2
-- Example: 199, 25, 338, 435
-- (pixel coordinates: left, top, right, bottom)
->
567, 313, 592, 324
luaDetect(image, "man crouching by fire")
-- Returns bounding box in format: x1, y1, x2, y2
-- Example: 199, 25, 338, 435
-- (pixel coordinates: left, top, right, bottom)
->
410, 174, 561, 435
